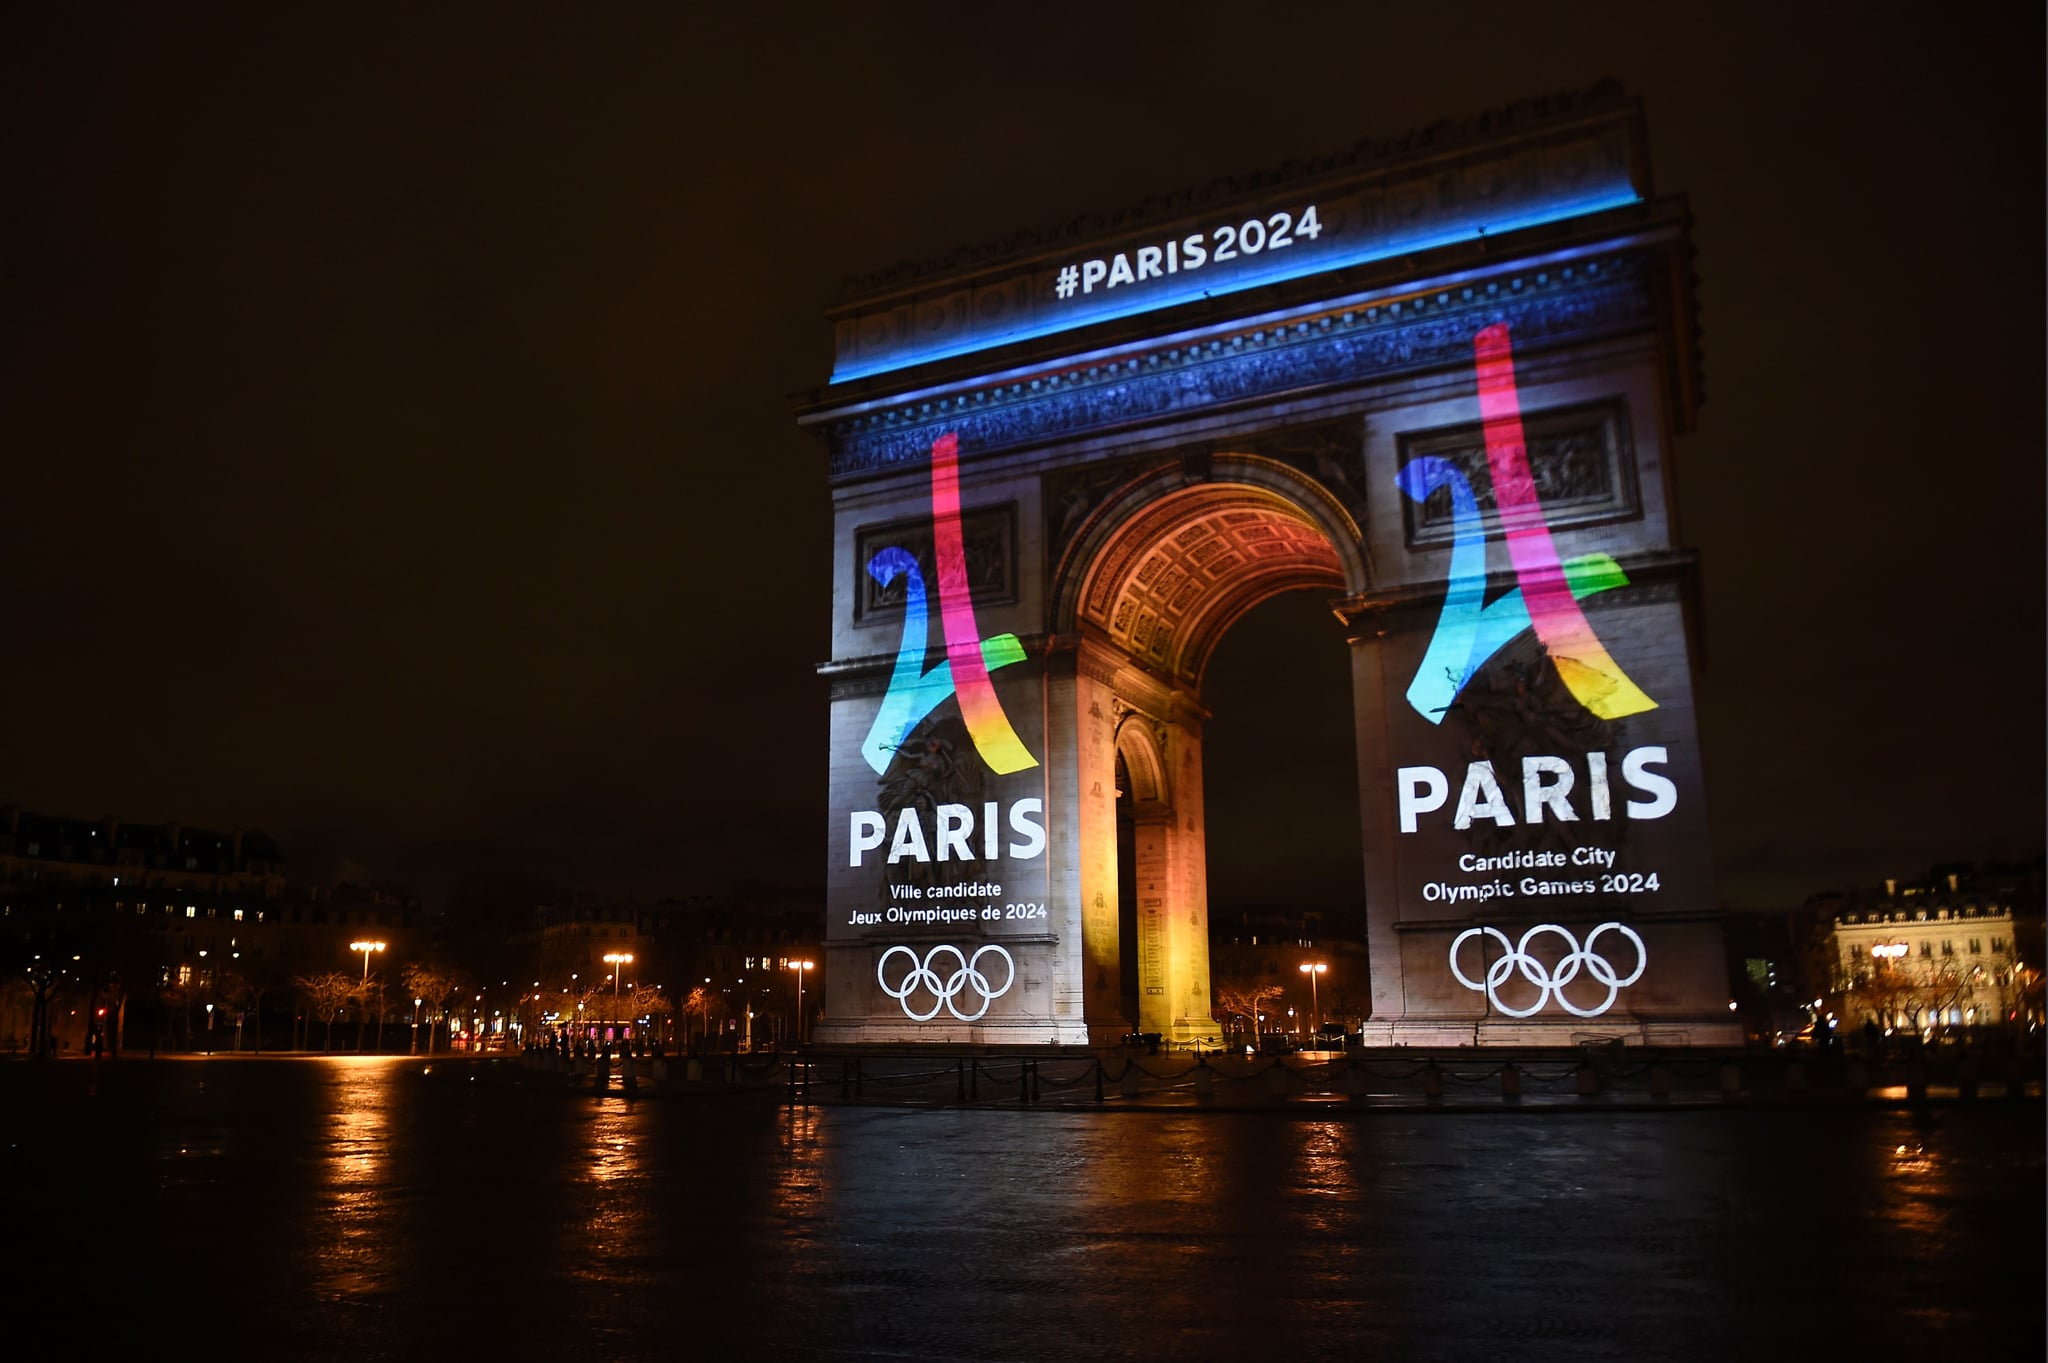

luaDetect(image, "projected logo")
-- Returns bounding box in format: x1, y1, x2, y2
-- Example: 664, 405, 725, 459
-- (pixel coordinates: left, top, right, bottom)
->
1449, 921, 1646, 1018
877, 943, 1016, 1021
861, 433, 1038, 777
1397, 323, 1657, 725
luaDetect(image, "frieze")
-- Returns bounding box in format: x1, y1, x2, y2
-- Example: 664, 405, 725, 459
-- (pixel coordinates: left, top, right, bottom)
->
1399, 399, 1637, 548
826, 254, 1655, 480
853, 503, 1016, 623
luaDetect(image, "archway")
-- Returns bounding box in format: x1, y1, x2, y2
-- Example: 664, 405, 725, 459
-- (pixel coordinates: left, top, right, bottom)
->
1051, 459, 1369, 1044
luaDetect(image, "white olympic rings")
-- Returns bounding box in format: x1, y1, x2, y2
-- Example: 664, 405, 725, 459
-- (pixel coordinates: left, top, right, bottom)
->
876, 944, 1016, 1022
1448, 922, 1647, 1018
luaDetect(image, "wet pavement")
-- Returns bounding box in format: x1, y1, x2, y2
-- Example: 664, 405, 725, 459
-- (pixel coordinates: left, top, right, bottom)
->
5, 1056, 2041, 1361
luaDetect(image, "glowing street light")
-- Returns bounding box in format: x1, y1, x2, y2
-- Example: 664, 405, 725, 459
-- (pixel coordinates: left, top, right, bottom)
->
603, 952, 634, 1031
349, 939, 386, 985
789, 960, 815, 1047
1299, 961, 1327, 1035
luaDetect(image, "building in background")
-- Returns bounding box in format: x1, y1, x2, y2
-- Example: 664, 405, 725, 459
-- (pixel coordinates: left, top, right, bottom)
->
1824, 866, 2042, 1038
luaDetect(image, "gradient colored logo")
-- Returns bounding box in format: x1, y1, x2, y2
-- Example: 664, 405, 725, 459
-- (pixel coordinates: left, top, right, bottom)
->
1397, 324, 1658, 725
862, 433, 1038, 776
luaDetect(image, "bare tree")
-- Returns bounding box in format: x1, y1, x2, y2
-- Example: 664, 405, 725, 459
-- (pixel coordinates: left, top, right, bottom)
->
680, 986, 727, 1051
1213, 974, 1283, 1050
296, 973, 353, 1051
628, 986, 673, 1048
399, 964, 464, 1053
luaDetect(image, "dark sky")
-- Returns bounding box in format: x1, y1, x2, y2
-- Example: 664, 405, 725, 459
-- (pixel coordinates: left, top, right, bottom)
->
5, 5, 2041, 914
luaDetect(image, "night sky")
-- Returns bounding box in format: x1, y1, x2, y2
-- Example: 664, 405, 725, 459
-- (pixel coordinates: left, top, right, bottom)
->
5, 6, 2040, 917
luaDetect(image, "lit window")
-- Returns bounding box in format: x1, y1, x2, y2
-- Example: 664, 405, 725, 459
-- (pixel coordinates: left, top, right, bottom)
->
185, 906, 196, 919
233, 909, 244, 922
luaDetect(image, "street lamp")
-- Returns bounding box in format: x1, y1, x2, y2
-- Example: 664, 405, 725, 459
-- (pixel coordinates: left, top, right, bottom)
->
350, 939, 386, 985
789, 959, 815, 1047
603, 953, 634, 1036
1299, 961, 1327, 1036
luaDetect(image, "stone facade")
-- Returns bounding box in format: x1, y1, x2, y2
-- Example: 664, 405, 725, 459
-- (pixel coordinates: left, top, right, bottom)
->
801, 86, 1737, 1048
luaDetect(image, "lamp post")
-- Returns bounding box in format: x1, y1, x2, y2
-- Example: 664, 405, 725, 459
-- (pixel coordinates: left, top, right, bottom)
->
1299, 961, 1327, 1036
1872, 941, 1909, 1033
411, 997, 423, 1054
603, 952, 633, 1039
350, 940, 386, 986
789, 960, 815, 1047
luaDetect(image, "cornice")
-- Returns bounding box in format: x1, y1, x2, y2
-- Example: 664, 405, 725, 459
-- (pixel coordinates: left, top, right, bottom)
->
821, 250, 1660, 481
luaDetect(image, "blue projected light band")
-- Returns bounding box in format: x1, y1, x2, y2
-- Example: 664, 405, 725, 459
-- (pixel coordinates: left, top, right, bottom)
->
831, 186, 1641, 383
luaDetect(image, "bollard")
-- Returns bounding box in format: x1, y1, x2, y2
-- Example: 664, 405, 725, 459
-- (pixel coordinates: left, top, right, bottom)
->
1956, 1055, 1977, 1101
841, 1060, 852, 1100
1094, 1062, 1104, 1105
856, 1058, 865, 1099
685, 1056, 703, 1083
970, 1060, 979, 1101
1030, 1061, 1040, 1104
1193, 1056, 1215, 1102
1784, 1062, 1807, 1091
1120, 1061, 1142, 1098
1500, 1064, 1521, 1101
1718, 1062, 1742, 1097
1019, 1064, 1030, 1105
1844, 1060, 1868, 1094
1648, 1063, 1671, 1101
1905, 1060, 1927, 1103
1266, 1061, 1292, 1097
622, 1062, 639, 1095
2004, 1055, 2027, 1101
1575, 1063, 1599, 1098
958, 1059, 967, 1104
1424, 1062, 1444, 1104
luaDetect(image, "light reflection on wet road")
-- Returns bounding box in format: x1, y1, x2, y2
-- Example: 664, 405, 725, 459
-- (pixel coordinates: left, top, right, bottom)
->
4, 1058, 2039, 1361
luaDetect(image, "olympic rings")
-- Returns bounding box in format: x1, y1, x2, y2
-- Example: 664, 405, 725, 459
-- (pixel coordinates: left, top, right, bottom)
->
1448, 922, 1647, 1018
876, 943, 1016, 1022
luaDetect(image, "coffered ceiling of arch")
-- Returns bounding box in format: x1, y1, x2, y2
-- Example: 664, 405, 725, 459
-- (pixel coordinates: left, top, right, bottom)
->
1080, 485, 1345, 688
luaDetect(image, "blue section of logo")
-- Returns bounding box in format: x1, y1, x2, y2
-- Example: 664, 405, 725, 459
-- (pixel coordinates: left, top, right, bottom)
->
1395, 455, 1630, 723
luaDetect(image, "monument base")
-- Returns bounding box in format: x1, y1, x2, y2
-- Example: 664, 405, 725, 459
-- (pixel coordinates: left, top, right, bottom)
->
1363, 1015, 1745, 1048
810, 1017, 1093, 1048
